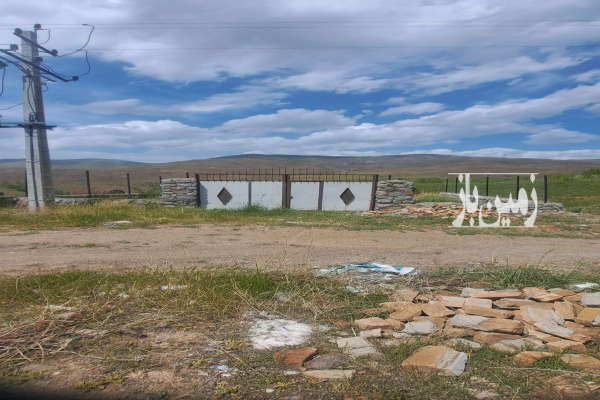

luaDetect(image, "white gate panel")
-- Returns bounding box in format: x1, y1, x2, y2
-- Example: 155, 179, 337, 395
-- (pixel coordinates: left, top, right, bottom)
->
322, 182, 372, 211
290, 182, 319, 210
199, 181, 248, 209
251, 181, 282, 209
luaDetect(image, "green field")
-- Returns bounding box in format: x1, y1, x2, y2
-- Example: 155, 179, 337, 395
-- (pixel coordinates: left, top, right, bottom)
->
411, 171, 600, 214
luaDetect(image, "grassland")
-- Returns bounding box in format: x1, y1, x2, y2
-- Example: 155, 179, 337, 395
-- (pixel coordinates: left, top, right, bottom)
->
1, 202, 599, 239
1, 266, 599, 399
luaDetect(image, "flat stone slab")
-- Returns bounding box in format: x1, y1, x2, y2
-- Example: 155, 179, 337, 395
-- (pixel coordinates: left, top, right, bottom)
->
401, 345, 467, 376
575, 308, 600, 326
581, 292, 600, 307
388, 304, 423, 321
450, 314, 522, 334
422, 303, 455, 317
303, 353, 346, 370
336, 336, 379, 358
560, 354, 600, 370
303, 369, 354, 380
354, 317, 395, 330
440, 296, 466, 308
470, 290, 523, 299
273, 347, 317, 369
515, 306, 564, 326
513, 351, 553, 366
402, 319, 437, 335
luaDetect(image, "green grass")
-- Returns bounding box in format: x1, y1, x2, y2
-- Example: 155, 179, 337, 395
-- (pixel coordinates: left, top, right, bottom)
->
411, 172, 600, 214
0, 202, 450, 231
1, 201, 598, 239
1, 267, 599, 399
428, 266, 600, 290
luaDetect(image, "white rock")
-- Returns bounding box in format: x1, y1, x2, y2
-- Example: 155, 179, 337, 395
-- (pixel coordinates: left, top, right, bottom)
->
402, 319, 436, 335
581, 292, 600, 307
568, 283, 599, 292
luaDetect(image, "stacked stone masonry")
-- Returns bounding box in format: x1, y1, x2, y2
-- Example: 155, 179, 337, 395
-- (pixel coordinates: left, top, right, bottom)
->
375, 180, 415, 210
160, 178, 197, 207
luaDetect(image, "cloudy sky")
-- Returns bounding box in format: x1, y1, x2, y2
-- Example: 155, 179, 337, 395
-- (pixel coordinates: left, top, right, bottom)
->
1, 0, 599, 161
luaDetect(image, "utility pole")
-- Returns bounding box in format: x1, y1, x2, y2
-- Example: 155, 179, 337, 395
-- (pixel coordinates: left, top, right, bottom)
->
1, 24, 86, 210
21, 28, 54, 210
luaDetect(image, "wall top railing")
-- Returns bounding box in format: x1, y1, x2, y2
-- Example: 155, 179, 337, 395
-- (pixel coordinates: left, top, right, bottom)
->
171, 170, 376, 182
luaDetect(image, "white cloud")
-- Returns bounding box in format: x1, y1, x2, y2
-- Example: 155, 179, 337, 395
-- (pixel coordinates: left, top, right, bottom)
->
220, 108, 354, 135
418, 147, 600, 160
572, 69, 600, 82
525, 128, 597, 144
409, 55, 582, 94
2, 81, 599, 162
69, 86, 287, 115
380, 102, 445, 116
1, 0, 598, 89
265, 70, 391, 93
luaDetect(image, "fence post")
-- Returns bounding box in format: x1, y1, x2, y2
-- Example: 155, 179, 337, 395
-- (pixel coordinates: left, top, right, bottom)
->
159, 176, 162, 184
544, 175, 548, 203
317, 181, 324, 211
126, 173, 131, 198
281, 174, 288, 208
24, 171, 28, 197
85, 170, 91, 198
195, 173, 200, 207
485, 176, 489, 197
455, 176, 458, 193
445, 178, 448, 192
516, 175, 520, 195
388, 174, 392, 180
369, 174, 379, 211
186, 171, 189, 178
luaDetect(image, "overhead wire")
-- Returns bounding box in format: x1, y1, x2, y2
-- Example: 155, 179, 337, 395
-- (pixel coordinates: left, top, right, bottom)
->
0, 66, 5, 96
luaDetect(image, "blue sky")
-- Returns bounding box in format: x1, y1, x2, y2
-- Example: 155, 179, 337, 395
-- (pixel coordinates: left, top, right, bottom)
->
1, 0, 600, 162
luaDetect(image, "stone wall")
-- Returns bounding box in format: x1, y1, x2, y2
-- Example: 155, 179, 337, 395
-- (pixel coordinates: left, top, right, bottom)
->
374, 180, 415, 210
160, 178, 197, 207
160, 178, 414, 210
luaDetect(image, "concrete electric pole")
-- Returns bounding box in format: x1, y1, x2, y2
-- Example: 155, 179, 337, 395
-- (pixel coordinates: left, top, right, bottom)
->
1, 24, 90, 210
20, 29, 54, 210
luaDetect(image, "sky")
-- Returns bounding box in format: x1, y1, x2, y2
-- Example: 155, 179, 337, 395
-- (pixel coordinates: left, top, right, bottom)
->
0, 0, 599, 162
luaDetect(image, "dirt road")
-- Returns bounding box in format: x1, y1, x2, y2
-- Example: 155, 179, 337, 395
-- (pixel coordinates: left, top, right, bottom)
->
1, 225, 598, 274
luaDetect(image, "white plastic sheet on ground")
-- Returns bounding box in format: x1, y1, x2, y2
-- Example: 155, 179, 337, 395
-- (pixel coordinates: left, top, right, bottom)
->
317, 263, 417, 276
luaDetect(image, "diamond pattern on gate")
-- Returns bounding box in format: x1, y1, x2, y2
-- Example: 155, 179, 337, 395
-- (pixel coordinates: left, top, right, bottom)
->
340, 188, 355, 205
217, 187, 233, 205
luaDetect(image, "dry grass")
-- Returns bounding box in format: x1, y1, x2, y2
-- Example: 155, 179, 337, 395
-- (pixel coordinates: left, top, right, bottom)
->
1, 266, 599, 399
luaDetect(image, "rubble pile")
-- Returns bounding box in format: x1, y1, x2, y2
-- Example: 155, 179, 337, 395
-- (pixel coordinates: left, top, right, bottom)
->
348, 284, 600, 375
366, 203, 499, 218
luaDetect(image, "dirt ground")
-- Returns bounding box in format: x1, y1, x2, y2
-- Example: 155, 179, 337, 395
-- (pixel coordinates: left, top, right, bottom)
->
1, 224, 599, 275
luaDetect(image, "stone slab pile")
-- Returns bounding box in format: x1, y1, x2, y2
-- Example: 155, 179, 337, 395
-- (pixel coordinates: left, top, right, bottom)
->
349, 283, 600, 376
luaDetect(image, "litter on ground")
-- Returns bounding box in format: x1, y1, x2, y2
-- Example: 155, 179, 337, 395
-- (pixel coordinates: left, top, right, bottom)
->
318, 263, 416, 276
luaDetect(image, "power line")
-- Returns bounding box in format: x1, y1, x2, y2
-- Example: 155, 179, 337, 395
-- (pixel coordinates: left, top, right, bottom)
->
0, 65, 5, 96
0, 19, 598, 26
58, 24, 94, 57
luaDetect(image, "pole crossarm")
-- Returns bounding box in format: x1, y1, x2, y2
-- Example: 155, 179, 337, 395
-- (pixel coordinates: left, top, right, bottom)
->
0, 122, 56, 129
0, 49, 75, 82
13, 28, 58, 57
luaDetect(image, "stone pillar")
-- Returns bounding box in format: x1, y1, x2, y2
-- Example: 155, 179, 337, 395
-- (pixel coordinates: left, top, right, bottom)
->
375, 180, 414, 210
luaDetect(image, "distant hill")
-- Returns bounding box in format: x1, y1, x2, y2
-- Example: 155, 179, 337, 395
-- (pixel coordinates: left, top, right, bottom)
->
0, 158, 145, 168
1, 154, 599, 195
